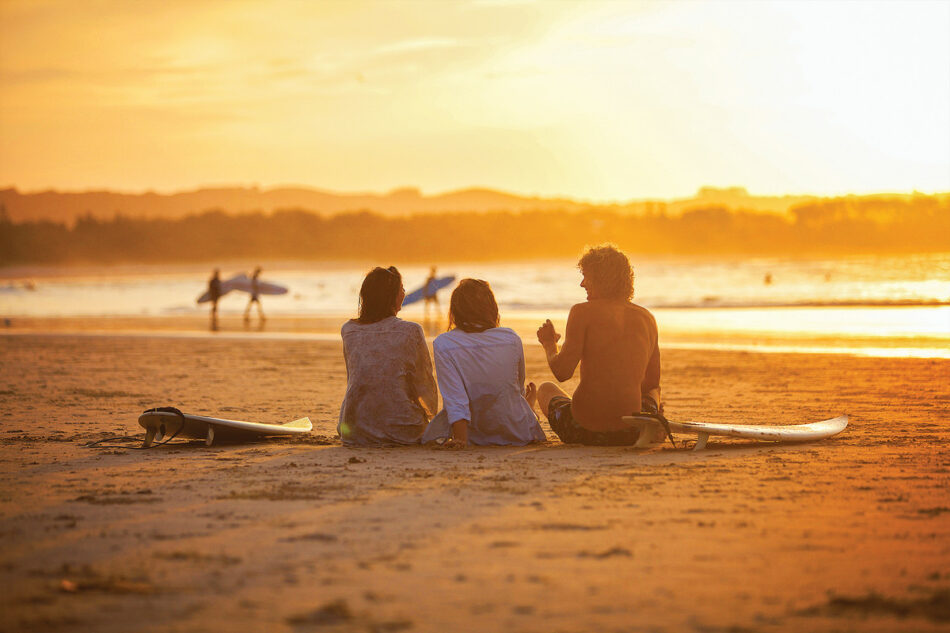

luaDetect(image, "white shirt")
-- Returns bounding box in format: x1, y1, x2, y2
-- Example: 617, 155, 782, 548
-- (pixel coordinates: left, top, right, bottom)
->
422, 327, 545, 446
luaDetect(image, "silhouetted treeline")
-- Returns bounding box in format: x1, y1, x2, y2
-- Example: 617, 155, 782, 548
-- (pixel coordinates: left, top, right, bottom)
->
1, 195, 947, 265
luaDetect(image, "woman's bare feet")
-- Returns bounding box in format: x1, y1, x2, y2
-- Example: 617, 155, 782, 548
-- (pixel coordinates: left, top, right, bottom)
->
524, 381, 538, 413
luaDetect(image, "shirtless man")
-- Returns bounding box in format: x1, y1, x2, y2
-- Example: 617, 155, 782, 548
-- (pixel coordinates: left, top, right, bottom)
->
536, 245, 661, 445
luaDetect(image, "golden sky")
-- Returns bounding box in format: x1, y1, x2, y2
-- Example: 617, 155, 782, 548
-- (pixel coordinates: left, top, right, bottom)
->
1, 0, 948, 200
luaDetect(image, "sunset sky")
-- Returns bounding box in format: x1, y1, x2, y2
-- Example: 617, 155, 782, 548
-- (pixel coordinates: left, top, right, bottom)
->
1, 0, 948, 201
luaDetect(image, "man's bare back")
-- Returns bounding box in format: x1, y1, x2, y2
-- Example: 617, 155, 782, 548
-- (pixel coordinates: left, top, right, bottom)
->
540, 300, 659, 431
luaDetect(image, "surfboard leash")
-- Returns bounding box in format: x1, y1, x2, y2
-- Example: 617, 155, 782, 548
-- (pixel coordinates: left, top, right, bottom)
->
80, 432, 189, 450
638, 397, 677, 449
652, 411, 677, 449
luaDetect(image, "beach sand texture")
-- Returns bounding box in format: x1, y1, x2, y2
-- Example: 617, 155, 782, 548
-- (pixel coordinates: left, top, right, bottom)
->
1, 333, 948, 632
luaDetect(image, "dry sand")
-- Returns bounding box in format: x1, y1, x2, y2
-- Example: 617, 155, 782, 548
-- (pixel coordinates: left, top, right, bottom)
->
0, 330, 948, 633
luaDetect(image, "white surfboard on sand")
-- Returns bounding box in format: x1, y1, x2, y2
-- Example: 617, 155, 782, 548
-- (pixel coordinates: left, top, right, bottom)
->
620, 414, 848, 450
138, 408, 312, 447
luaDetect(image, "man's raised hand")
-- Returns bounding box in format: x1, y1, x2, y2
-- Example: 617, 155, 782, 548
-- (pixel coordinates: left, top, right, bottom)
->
537, 319, 561, 350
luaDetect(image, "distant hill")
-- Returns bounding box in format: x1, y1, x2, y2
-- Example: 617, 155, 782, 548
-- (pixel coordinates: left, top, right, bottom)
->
0, 185, 600, 223
1, 183, 938, 224
3, 192, 948, 265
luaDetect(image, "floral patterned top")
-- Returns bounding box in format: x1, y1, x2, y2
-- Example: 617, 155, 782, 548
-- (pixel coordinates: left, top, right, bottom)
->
338, 317, 438, 446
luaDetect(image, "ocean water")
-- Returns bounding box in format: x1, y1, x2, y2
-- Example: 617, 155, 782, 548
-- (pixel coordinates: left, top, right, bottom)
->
2, 253, 948, 357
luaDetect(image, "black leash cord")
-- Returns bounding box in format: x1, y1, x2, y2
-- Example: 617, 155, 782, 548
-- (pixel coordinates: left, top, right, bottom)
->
81, 427, 188, 450
654, 411, 677, 449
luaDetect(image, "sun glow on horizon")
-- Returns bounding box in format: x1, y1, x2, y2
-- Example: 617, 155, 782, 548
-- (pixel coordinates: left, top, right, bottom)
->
1, 0, 948, 201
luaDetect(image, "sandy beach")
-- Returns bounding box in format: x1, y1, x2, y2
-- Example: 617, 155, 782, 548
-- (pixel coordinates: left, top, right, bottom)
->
1, 329, 948, 633
3, 0, 948, 630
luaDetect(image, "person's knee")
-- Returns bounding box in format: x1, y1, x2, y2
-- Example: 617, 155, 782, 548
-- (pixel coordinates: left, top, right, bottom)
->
538, 381, 564, 398
537, 381, 564, 415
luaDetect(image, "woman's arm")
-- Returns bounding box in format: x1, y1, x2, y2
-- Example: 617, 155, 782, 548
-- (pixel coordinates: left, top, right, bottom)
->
517, 340, 527, 389
412, 326, 439, 417
433, 345, 471, 447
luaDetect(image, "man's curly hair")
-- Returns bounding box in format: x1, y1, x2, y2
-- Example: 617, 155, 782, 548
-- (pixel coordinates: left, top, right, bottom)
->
577, 244, 634, 300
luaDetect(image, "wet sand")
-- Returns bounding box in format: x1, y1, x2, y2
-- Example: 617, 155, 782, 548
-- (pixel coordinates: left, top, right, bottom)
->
0, 331, 948, 632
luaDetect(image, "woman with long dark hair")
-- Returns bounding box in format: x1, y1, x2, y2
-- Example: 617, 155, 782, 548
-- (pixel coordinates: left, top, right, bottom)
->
421, 279, 545, 447
338, 266, 438, 446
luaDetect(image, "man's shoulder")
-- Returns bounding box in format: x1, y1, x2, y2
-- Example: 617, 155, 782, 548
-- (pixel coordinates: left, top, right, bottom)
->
572, 300, 656, 329
568, 300, 653, 317
628, 301, 656, 320
567, 301, 592, 317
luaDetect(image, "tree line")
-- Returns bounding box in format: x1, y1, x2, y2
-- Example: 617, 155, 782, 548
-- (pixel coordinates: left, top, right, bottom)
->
0, 195, 947, 265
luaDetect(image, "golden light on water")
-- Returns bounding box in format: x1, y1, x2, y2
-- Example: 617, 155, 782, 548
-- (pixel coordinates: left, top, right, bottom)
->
1, 0, 948, 199
653, 306, 950, 358
656, 306, 950, 340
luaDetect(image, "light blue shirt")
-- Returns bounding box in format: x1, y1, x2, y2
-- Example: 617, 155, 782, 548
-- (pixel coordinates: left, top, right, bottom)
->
422, 327, 545, 446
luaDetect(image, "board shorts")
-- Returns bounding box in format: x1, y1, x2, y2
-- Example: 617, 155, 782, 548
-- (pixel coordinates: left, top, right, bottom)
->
546, 396, 641, 446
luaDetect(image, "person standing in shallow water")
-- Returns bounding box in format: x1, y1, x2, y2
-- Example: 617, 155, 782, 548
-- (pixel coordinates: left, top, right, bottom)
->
535, 245, 662, 446
244, 266, 265, 325
338, 266, 438, 446
421, 279, 545, 448
423, 265, 440, 321
208, 268, 222, 331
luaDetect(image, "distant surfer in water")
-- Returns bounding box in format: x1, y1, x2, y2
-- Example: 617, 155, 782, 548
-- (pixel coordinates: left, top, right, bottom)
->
535, 245, 662, 445
423, 266, 440, 321
244, 266, 265, 326
208, 268, 222, 331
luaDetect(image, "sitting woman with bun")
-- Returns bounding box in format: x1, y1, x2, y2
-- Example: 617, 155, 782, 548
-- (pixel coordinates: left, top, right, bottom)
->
338, 266, 438, 446
422, 279, 545, 447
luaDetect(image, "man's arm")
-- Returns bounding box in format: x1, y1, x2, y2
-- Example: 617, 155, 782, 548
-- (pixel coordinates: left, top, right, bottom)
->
641, 319, 662, 413
537, 305, 585, 382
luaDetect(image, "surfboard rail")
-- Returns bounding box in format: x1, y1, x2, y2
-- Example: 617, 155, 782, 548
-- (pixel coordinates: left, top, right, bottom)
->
402, 276, 456, 306
620, 414, 849, 450
138, 410, 312, 447
197, 274, 289, 303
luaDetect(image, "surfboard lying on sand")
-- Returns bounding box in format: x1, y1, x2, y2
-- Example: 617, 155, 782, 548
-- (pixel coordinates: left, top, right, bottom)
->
620, 414, 848, 450
402, 276, 456, 306
138, 408, 312, 447
196, 274, 289, 303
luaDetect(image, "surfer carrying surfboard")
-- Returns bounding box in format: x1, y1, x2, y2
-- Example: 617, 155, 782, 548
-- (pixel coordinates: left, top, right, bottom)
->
207, 268, 222, 331
535, 245, 662, 446
243, 266, 266, 325
423, 266, 440, 321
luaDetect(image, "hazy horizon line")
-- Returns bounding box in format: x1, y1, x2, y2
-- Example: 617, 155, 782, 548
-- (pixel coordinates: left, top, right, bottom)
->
2, 182, 947, 204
